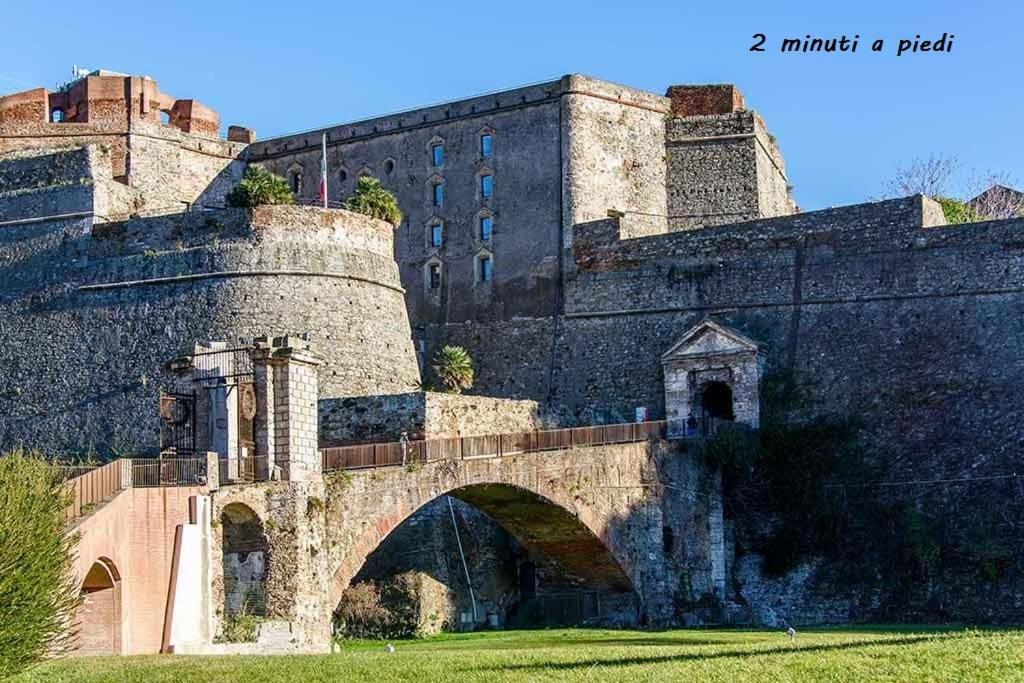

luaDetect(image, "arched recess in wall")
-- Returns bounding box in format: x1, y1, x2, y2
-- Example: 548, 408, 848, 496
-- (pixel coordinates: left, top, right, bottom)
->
287, 163, 304, 196
221, 503, 269, 618
700, 381, 735, 421
50, 108, 65, 123
332, 483, 638, 629
77, 557, 122, 655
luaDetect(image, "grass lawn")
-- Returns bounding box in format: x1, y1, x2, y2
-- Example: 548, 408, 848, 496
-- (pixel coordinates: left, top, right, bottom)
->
15, 626, 1024, 682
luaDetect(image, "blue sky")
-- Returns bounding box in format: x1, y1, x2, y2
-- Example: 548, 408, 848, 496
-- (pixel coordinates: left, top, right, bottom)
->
2, 0, 1020, 210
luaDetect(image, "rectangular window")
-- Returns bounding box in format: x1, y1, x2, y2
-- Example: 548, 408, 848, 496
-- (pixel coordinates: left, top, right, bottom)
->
429, 264, 441, 289
479, 216, 492, 241
431, 224, 443, 248
481, 134, 493, 157
479, 256, 492, 282
433, 183, 444, 207
431, 144, 443, 166
480, 174, 493, 199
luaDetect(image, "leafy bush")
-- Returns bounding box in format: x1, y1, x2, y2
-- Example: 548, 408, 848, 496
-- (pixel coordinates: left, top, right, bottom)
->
935, 196, 979, 224
226, 166, 295, 207
431, 345, 474, 394
0, 450, 81, 678
217, 606, 263, 643
344, 177, 403, 226
335, 572, 423, 639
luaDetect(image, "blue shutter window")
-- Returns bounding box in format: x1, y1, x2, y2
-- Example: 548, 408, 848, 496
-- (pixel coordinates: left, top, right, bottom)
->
481, 134, 493, 157
480, 216, 492, 241
480, 174, 493, 199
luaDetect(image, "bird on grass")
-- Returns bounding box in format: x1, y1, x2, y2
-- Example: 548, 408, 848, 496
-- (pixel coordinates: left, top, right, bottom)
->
781, 619, 797, 641
384, 643, 395, 654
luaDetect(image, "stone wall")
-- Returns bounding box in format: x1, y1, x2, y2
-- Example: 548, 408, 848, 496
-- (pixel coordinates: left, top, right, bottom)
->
324, 438, 721, 628
247, 79, 568, 326
319, 392, 541, 444
0, 197, 420, 456
665, 110, 794, 231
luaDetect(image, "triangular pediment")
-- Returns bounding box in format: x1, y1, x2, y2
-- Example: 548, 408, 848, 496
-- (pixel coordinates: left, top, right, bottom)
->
661, 320, 758, 362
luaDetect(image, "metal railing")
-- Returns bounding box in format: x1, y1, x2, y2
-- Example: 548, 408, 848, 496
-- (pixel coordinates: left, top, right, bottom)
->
61, 457, 209, 521
130, 458, 208, 488
218, 455, 271, 485
321, 420, 670, 472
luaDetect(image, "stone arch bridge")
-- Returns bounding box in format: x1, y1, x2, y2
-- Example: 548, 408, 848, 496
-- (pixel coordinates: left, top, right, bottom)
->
60, 331, 739, 654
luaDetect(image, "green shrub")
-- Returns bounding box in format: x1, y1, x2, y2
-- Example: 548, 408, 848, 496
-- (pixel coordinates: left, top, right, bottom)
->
226, 166, 295, 207
344, 177, 403, 226
431, 345, 474, 394
218, 605, 263, 643
0, 450, 81, 678
334, 572, 424, 639
935, 196, 979, 224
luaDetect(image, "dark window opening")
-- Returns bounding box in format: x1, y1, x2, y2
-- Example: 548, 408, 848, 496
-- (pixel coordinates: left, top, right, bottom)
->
384, 159, 395, 174
481, 133, 493, 157
479, 255, 493, 282
701, 381, 735, 421
662, 526, 675, 554
479, 216, 492, 241
339, 168, 348, 182
429, 264, 441, 289
289, 172, 301, 195
431, 144, 443, 166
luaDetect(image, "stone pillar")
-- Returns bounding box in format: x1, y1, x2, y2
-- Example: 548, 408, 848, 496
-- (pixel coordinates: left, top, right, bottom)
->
252, 336, 322, 482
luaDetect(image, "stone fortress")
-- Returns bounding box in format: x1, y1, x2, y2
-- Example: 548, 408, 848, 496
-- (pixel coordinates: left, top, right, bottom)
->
1, 69, 1023, 655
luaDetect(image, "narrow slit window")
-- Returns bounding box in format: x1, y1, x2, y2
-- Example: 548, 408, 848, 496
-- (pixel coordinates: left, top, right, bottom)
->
480, 174, 493, 199
431, 224, 443, 248
479, 255, 493, 282
480, 134, 493, 157
479, 216, 492, 241
429, 264, 442, 289
433, 183, 444, 207
431, 144, 444, 167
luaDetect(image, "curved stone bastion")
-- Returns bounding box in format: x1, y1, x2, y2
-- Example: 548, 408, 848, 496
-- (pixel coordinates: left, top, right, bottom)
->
0, 204, 420, 455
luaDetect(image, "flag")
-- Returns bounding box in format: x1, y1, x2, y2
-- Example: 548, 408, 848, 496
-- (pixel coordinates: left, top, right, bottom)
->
318, 132, 328, 208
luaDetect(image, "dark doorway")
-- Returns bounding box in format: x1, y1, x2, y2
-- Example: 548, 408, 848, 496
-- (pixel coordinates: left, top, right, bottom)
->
701, 381, 735, 421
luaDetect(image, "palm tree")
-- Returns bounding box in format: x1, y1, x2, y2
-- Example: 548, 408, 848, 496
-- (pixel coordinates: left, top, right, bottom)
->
226, 165, 295, 207
431, 346, 474, 394
345, 177, 403, 226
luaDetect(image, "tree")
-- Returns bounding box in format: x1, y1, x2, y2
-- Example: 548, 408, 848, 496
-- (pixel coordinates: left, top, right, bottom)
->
883, 154, 959, 199
344, 177, 403, 226
431, 345, 474, 394
226, 165, 296, 207
0, 450, 81, 677
881, 155, 1024, 222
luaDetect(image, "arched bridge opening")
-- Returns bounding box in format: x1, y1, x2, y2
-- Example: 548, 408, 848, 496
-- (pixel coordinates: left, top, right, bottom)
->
334, 482, 639, 632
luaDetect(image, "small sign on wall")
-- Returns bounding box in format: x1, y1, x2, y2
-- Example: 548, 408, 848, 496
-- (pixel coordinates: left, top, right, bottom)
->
635, 407, 648, 423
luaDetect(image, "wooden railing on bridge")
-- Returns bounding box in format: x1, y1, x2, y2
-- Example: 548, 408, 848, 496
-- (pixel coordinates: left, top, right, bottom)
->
60, 457, 208, 522
321, 419, 671, 472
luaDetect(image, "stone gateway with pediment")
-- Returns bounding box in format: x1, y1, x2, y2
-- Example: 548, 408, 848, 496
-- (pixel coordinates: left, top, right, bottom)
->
661, 320, 764, 437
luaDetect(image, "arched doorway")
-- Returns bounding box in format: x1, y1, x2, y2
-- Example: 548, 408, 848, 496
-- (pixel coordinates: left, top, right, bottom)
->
221, 503, 268, 618
77, 558, 121, 655
701, 381, 735, 421
334, 484, 638, 634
